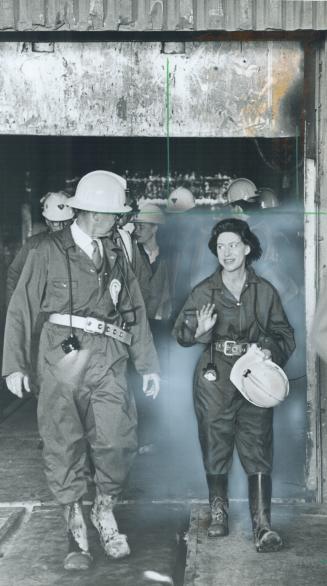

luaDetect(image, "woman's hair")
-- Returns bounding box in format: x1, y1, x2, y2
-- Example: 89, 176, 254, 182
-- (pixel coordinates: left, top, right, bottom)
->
208, 218, 262, 265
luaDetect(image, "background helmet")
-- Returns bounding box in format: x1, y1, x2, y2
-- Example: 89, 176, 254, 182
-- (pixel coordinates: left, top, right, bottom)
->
166, 187, 195, 213
257, 187, 280, 209
226, 178, 259, 205
230, 345, 289, 408
41, 191, 74, 222
133, 203, 166, 225
68, 170, 131, 213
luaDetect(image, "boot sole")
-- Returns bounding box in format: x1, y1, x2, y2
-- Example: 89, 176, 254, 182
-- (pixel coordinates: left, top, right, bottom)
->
90, 512, 131, 559
64, 552, 93, 571
207, 529, 229, 538
256, 532, 283, 553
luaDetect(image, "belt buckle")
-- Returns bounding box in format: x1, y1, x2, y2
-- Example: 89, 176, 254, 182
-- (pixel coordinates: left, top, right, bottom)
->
223, 340, 236, 356
84, 317, 105, 334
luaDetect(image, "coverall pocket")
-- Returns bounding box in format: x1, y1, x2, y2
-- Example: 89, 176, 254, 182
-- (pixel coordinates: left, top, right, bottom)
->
51, 279, 78, 291
181, 308, 198, 343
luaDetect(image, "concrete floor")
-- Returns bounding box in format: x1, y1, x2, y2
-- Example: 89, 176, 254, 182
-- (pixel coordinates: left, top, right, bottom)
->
0, 398, 326, 586
185, 503, 327, 586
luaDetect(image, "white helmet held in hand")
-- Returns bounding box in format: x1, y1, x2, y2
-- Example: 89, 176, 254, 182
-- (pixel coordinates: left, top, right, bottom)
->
166, 187, 195, 213
68, 170, 131, 214
230, 344, 289, 408
41, 191, 74, 221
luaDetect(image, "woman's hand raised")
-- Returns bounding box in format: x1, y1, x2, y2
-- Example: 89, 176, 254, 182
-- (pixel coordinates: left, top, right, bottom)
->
195, 304, 217, 338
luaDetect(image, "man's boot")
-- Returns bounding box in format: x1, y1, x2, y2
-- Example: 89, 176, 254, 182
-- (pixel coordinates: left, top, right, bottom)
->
206, 474, 229, 538
63, 501, 93, 570
248, 473, 282, 553
90, 491, 130, 559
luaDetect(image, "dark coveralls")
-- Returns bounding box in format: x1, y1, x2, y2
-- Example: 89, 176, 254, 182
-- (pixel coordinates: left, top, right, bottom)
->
6, 230, 50, 304
2, 226, 159, 504
172, 267, 295, 476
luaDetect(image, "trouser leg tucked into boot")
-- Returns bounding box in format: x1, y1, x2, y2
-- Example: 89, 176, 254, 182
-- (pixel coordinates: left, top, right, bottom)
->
248, 473, 282, 553
90, 490, 130, 559
207, 474, 229, 538
63, 501, 93, 570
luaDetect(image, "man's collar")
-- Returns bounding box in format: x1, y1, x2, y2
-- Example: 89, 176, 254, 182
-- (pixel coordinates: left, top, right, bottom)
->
53, 224, 121, 254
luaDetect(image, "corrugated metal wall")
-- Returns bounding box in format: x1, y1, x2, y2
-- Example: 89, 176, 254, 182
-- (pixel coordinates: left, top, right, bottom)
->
0, 0, 327, 32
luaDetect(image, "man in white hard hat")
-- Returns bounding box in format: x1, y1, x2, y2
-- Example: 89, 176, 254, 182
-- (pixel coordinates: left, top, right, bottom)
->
6, 191, 74, 303
2, 170, 160, 570
133, 203, 171, 453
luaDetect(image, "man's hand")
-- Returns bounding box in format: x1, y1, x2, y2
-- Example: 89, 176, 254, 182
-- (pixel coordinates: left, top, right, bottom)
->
262, 348, 272, 360
142, 373, 160, 400
195, 304, 217, 338
6, 372, 31, 398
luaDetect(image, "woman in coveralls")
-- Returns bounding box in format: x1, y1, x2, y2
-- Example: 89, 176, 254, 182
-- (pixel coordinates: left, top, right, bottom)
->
173, 218, 295, 552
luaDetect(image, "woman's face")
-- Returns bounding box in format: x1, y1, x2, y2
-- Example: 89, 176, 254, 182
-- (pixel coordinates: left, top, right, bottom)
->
216, 231, 250, 272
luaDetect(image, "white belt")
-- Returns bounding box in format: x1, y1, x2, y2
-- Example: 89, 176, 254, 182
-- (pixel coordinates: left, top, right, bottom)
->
48, 313, 132, 346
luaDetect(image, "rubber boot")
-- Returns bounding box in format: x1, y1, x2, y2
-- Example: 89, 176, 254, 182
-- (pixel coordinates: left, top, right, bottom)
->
90, 491, 130, 559
248, 473, 283, 553
63, 501, 93, 570
206, 474, 229, 538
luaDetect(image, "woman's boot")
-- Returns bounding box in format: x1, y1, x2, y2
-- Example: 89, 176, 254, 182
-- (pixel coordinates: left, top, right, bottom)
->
248, 473, 282, 552
206, 474, 229, 538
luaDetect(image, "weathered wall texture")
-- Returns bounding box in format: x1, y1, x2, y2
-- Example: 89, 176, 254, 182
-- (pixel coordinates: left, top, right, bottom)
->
0, 0, 326, 32
0, 41, 303, 137
317, 38, 327, 503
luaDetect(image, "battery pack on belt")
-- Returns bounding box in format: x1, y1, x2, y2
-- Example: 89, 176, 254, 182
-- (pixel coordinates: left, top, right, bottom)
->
48, 314, 132, 346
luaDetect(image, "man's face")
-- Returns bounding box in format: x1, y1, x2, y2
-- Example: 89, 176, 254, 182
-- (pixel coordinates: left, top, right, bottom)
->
134, 222, 157, 245
92, 212, 117, 237
46, 219, 72, 232
216, 231, 250, 272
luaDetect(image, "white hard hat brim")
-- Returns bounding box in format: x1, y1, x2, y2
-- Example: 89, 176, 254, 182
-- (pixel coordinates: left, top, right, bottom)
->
67, 198, 132, 214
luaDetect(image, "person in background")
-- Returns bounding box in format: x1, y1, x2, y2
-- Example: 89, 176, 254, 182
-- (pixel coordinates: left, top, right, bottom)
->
6, 191, 74, 304
6, 191, 75, 399
133, 203, 171, 453
3, 170, 160, 571
133, 203, 171, 325
165, 187, 197, 318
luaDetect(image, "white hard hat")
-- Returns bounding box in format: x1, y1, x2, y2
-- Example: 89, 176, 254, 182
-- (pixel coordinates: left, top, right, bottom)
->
166, 187, 195, 213
258, 187, 280, 209
133, 203, 166, 225
41, 191, 74, 221
68, 170, 131, 214
227, 178, 259, 204
230, 345, 289, 408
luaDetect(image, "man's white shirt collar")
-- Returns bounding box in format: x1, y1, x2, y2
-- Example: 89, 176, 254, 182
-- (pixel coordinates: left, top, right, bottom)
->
70, 220, 103, 260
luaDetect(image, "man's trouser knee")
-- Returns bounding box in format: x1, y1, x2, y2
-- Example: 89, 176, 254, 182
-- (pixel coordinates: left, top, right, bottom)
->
37, 337, 137, 504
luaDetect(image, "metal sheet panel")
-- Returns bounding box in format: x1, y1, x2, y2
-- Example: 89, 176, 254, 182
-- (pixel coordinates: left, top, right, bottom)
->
0, 41, 303, 137
0, 1, 327, 31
